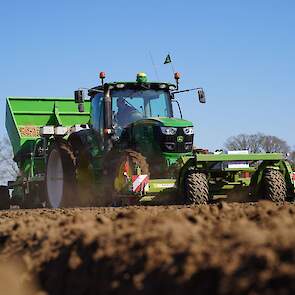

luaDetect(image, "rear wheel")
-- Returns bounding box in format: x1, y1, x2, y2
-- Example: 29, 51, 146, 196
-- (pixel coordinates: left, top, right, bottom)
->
0, 186, 10, 210
45, 142, 77, 208
262, 169, 286, 202
184, 171, 209, 205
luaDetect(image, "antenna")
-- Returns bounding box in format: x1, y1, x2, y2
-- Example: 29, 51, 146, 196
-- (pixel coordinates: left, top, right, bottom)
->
148, 51, 160, 81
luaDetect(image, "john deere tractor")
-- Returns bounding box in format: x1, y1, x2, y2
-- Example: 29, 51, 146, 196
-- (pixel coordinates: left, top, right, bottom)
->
3, 72, 294, 209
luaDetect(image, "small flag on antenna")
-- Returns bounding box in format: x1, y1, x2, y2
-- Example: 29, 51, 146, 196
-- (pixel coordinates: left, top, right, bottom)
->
164, 54, 172, 64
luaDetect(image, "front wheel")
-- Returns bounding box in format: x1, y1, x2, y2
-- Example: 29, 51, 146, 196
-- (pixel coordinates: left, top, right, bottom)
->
262, 169, 287, 202
103, 149, 150, 206
45, 142, 77, 208
183, 171, 209, 205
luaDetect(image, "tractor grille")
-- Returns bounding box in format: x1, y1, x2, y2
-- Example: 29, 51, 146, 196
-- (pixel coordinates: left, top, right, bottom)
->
154, 127, 194, 153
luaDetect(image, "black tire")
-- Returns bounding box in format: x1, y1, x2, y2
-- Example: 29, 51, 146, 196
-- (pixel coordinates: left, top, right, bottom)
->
103, 149, 149, 206
45, 141, 77, 208
0, 186, 10, 210
262, 169, 286, 202
184, 171, 209, 205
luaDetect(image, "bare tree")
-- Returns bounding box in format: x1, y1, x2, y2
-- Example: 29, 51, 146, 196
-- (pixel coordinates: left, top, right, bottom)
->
225, 134, 250, 151
225, 133, 290, 154
225, 133, 264, 153
261, 136, 290, 153
0, 137, 18, 185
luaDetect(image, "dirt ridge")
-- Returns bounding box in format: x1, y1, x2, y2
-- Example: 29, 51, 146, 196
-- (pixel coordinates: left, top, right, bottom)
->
0, 202, 295, 294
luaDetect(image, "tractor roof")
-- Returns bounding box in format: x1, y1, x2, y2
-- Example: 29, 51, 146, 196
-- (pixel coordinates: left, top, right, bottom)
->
88, 82, 176, 96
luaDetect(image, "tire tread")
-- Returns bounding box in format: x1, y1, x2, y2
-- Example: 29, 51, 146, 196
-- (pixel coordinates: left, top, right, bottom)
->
263, 169, 286, 202
184, 172, 209, 205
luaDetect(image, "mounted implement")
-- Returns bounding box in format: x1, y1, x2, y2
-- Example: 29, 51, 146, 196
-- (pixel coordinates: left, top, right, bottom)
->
3, 72, 294, 208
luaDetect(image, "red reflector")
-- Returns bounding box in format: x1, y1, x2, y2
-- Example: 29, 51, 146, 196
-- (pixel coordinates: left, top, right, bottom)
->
104, 128, 112, 135
99, 72, 106, 79
124, 161, 129, 174
174, 72, 181, 80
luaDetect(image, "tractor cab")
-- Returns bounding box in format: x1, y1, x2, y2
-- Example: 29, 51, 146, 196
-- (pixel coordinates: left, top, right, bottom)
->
76, 72, 206, 144
90, 82, 174, 139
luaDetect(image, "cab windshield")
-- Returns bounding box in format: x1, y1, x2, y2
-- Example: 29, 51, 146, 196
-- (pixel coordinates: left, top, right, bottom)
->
112, 89, 172, 130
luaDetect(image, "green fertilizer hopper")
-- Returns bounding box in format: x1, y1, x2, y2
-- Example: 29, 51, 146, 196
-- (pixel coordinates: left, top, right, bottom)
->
6, 97, 91, 155
1, 72, 294, 209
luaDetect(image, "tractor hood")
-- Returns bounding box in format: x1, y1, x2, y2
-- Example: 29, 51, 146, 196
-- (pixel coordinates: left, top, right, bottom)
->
128, 117, 194, 155
144, 117, 193, 127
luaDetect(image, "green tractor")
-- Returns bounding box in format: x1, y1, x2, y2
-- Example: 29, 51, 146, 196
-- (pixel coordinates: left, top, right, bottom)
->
3, 72, 295, 209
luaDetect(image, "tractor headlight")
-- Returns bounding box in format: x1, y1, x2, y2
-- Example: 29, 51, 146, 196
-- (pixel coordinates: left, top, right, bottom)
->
183, 127, 194, 135
160, 127, 177, 135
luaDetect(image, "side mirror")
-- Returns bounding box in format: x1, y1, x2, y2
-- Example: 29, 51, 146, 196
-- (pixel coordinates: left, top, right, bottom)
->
197, 89, 206, 103
74, 89, 85, 113
74, 89, 84, 104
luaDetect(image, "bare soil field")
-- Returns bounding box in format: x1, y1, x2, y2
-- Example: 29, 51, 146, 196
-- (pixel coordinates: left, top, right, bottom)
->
1, 201, 295, 295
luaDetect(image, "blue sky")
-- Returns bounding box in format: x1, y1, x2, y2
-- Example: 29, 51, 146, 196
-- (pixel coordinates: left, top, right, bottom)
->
0, 0, 294, 150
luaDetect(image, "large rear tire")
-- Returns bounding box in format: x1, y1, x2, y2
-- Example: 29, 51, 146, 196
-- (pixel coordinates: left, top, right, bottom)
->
262, 169, 286, 202
0, 186, 10, 210
184, 171, 209, 205
45, 142, 77, 208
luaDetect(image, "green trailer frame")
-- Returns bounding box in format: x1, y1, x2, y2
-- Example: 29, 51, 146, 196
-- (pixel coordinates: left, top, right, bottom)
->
135, 152, 294, 204
180, 152, 294, 195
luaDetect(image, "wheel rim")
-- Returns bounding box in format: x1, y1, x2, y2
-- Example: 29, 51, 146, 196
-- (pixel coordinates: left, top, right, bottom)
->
46, 149, 64, 208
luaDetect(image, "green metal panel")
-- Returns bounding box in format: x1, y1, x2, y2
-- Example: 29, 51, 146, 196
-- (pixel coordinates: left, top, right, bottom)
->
196, 153, 284, 162
147, 117, 193, 127
148, 179, 177, 193
6, 97, 91, 155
